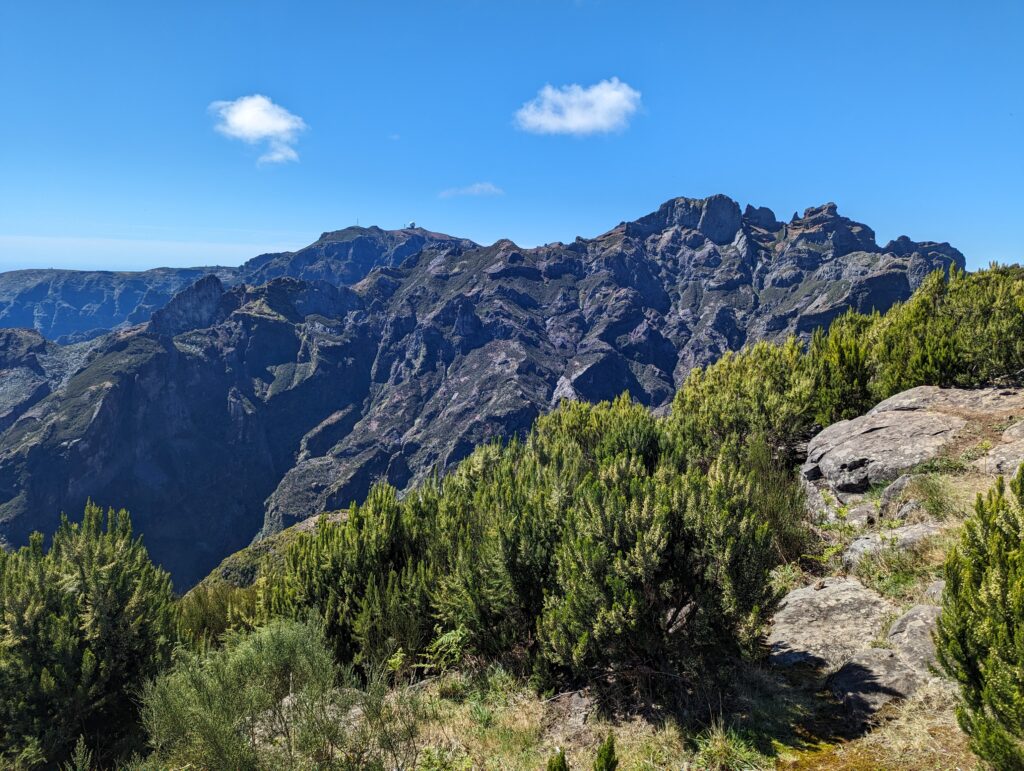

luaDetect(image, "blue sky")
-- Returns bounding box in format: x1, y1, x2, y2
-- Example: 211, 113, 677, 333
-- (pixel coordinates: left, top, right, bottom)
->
0, 1, 1021, 271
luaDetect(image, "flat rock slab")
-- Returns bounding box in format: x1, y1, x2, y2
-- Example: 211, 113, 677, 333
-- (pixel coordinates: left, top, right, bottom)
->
769, 578, 896, 669
803, 409, 965, 494
843, 521, 944, 569
803, 386, 1024, 498
829, 648, 924, 720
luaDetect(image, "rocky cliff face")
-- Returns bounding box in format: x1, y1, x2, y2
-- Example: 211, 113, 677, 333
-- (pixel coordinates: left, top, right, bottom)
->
0, 195, 965, 585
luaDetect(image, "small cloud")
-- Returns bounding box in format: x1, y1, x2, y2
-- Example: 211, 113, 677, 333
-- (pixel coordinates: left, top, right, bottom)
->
209, 94, 307, 164
515, 77, 641, 136
439, 182, 505, 199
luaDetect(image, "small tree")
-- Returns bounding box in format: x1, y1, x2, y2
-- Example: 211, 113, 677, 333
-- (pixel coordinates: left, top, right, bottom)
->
593, 733, 618, 770
547, 747, 570, 771
0, 502, 175, 766
937, 465, 1024, 767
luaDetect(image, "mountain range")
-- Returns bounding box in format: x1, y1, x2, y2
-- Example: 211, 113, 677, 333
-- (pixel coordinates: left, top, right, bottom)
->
0, 194, 965, 586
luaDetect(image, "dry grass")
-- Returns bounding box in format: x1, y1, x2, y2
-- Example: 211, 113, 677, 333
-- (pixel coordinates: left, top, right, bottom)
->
779, 680, 979, 770
413, 672, 692, 769
854, 527, 958, 603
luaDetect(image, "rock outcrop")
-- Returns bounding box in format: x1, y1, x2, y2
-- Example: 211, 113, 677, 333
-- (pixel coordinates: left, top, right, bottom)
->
770, 579, 946, 722
768, 578, 897, 669
976, 418, 1024, 476
842, 522, 945, 569
775, 384, 1024, 723
804, 386, 1024, 505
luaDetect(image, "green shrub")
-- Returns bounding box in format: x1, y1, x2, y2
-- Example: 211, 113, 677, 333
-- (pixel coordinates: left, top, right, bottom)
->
667, 338, 814, 465
175, 580, 259, 647
937, 465, 1024, 767
869, 265, 1024, 398
547, 747, 570, 771
261, 396, 797, 692
806, 311, 876, 425
142, 617, 426, 770
593, 732, 618, 770
0, 503, 174, 768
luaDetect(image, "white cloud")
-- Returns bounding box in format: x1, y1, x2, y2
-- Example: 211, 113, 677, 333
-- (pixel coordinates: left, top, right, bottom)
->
515, 77, 641, 136
439, 182, 505, 199
209, 94, 307, 164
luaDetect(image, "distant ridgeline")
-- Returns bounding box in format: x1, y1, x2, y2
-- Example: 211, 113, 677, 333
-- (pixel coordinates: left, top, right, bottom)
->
0, 195, 967, 586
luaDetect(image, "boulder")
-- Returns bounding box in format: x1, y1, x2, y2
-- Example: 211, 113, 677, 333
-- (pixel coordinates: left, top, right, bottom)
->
768, 578, 896, 669
976, 419, 1024, 477
802, 407, 965, 494
843, 522, 944, 569
829, 648, 924, 720
804, 386, 1024, 502
887, 604, 942, 675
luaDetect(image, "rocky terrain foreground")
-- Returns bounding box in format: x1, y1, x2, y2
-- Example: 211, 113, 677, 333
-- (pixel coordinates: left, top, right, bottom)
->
768, 385, 1024, 744
0, 195, 964, 586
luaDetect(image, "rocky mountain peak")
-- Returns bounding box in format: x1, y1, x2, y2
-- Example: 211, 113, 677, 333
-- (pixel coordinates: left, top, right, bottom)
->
626, 193, 741, 244
787, 202, 880, 257
742, 204, 782, 231
148, 274, 226, 338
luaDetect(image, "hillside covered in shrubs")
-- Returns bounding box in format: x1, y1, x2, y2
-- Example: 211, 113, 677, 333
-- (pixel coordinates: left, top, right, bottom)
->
2, 264, 1024, 769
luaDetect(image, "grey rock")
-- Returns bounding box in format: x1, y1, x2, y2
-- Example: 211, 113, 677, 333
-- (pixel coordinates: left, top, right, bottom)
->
879, 474, 915, 513
803, 409, 965, 494
804, 386, 1024, 501
924, 579, 946, 603
829, 648, 924, 719
843, 522, 944, 569
148, 275, 226, 338
893, 500, 924, 521
768, 578, 896, 669
801, 476, 835, 521
845, 502, 877, 527
887, 604, 941, 675
976, 419, 1024, 476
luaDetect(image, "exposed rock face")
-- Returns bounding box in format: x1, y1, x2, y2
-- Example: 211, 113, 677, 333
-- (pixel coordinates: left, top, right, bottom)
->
828, 648, 925, 720
804, 386, 1024, 503
803, 401, 966, 495
0, 195, 965, 586
768, 578, 897, 669
828, 603, 944, 720
887, 604, 942, 674
842, 522, 945, 569
771, 579, 945, 721
976, 419, 1024, 476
